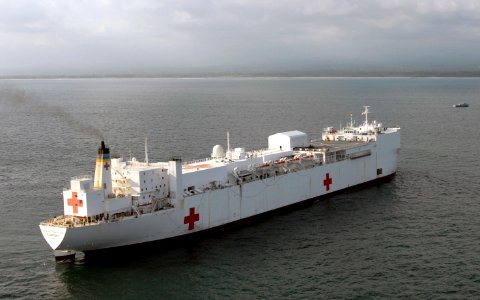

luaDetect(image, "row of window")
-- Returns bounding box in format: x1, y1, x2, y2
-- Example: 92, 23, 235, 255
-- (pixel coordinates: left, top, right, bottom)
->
143, 177, 165, 183
142, 169, 167, 176
140, 184, 167, 192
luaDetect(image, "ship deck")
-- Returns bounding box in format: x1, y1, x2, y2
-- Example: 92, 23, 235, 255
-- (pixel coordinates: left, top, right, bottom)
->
180, 139, 373, 175
182, 160, 227, 172
181, 148, 286, 174
308, 139, 372, 152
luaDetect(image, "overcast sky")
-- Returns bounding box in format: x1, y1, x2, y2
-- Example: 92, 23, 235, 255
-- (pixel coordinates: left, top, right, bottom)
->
1, 0, 480, 76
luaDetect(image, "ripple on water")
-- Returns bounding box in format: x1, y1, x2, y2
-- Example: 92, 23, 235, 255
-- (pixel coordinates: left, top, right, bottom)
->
1, 78, 480, 299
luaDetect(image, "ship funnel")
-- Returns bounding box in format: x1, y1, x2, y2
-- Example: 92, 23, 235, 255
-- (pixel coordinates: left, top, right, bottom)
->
94, 140, 112, 196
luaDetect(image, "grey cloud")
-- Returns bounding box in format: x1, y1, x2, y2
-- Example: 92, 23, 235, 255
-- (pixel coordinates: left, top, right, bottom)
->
1, 0, 480, 76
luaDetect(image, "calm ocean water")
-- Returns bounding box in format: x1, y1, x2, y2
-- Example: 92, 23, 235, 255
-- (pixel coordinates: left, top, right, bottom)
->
0, 77, 479, 299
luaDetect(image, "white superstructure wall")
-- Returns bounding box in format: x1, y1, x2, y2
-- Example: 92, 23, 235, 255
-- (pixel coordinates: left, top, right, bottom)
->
168, 159, 183, 200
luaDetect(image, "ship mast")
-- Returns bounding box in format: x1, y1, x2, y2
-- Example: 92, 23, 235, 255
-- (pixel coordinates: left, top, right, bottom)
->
227, 131, 231, 154
145, 137, 149, 165
226, 131, 233, 160
362, 106, 370, 125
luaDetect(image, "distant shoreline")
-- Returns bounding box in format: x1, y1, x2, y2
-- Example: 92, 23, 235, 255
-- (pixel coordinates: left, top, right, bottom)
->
2, 70, 480, 79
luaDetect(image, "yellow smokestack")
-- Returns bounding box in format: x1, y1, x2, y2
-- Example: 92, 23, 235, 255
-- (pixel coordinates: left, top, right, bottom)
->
94, 141, 112, 196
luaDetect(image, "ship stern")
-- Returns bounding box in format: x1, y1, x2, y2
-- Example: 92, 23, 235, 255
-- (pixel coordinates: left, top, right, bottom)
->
39, 224, 67, 250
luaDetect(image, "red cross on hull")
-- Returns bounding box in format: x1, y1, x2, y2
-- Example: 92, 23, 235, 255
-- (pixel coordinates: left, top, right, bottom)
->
184, 207, 200, 230
323, 173, 333, 191
67, 192, 83, 214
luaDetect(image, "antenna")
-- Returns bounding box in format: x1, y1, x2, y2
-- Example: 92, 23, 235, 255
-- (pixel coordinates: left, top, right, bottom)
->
145, 137, 149, 164
362, 106, 370, 125
226, 131, 232, 160
227, 131, 231, 153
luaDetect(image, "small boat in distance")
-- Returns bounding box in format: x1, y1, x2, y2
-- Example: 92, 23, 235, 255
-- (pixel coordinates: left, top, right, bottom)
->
453, 103, 469, 107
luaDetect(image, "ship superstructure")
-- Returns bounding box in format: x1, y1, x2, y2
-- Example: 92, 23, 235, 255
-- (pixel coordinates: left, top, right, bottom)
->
40, 107, 400, 255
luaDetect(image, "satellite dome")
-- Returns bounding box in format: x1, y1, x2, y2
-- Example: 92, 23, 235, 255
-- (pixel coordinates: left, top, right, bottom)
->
211, 145, 225, 159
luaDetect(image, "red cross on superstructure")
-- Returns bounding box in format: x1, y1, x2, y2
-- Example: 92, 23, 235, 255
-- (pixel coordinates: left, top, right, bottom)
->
67, 192, 83, 214
104, 162, 110, 170
184, 207, 200, 230
323, 173, 332, 191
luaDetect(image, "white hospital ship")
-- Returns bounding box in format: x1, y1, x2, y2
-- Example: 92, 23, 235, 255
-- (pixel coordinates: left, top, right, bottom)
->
39, 107, 400, 259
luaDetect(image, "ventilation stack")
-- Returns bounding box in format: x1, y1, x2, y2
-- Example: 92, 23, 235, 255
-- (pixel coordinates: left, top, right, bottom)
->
94, 141, 112, 197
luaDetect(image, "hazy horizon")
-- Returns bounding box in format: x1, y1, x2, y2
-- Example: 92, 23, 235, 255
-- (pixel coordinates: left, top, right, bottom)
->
2, 0, 480, 77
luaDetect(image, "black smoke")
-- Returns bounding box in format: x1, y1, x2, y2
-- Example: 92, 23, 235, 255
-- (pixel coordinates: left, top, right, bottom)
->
0, 86, 104, 140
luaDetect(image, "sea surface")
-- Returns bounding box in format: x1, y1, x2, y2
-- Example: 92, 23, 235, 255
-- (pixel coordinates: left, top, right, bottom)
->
0, 77, 479, 299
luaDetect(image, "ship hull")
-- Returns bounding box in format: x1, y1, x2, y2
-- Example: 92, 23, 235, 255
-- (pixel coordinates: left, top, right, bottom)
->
83, 172, 396, 258
40, 132, 400, 253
